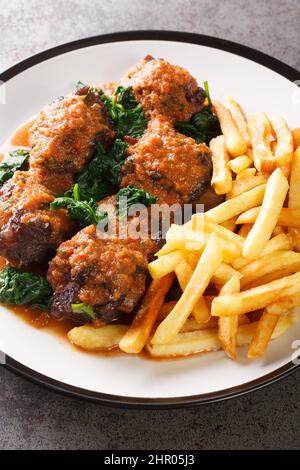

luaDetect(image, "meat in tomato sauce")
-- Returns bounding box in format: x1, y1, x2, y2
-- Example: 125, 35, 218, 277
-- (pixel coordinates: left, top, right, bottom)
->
48, 224, 155, 323
121, 115, 212, 205
29, 93, 115, 194
0, 171, 74, 267
122, 55, 206, 122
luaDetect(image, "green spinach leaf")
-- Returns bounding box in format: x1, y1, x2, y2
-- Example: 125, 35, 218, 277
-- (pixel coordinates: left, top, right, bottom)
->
71, 303, 96, 322
50, 184, 108, 227
175, 81, 221, 144
0, 267, 52, 310
0, 149, 29, 185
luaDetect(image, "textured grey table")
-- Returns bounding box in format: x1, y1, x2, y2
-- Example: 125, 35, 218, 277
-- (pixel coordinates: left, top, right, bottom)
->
0, 0, 300, 450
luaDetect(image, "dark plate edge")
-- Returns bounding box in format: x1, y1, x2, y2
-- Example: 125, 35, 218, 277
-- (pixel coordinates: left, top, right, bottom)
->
1, 30, 299, 408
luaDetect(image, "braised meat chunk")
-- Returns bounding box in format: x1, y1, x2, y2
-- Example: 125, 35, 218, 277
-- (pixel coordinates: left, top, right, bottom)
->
48, 224, 154, 323
121, 115, 212, 205
28, 94, 115, 194
122, 55, 205, 121
0, 171, 74, 267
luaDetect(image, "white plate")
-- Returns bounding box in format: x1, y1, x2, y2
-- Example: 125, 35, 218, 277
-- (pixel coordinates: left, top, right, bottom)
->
0, 31, 299, 407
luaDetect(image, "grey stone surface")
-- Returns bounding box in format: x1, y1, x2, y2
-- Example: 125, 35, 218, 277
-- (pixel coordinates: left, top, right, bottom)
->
0, 0, 299, 450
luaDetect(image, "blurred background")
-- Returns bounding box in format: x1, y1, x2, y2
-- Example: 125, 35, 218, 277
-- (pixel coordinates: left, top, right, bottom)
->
0, 0, 299, 450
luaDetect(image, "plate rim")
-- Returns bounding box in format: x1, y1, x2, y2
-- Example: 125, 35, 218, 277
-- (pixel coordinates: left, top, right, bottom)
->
1, 30, 299, 408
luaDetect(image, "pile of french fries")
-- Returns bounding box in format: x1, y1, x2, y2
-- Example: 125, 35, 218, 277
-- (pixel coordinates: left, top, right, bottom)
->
68, 97, 300, 362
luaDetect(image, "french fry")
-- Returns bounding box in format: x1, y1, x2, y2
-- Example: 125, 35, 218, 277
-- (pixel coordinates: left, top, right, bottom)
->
266, 293, 300, 315
269, 115, 294, 176
272, 226, 285, 236
157, 301, 178, 321
212, 263, 242, 285
211, 271, 300, 317
213, 101, 248, 157
166, 223, 184, 243
218, 274, 240, 359
204, 184, 266, 224
242, 168, 289, 259
292, 128, 300, 149
227, 174, 268, 199
232, 233, 292, 270
68, 324, 128, 351
237, 207, 300, 228
228, 155, 252, 174
148, 250, 185, 280
271, 140, 277, 154
288, 147, 300, 251
238, 224, 253, 238
119, 273, 174, 354
210, 135, 232, 194
149, 328, 221, 357
248, 112, 275, 173
223, 96, 251, 147
175, 259, 210, 323
181, 316, 219, 332
200, 215, 245, 249
236, 168, 256, 180
151, 234, 223, 344
246, 148, 254, 160
248, 311, 279, 358
147, 315, 294, 357
221, 217, 238, 232
240, 251, 300, 288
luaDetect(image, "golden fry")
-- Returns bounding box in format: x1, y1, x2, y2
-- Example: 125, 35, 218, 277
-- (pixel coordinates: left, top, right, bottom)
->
213, 101, 248, 157
248, 112, 275, 173
119, 273, 174, 354
292, 128, 300, 149
175, 259, 210, 323
147, 315, 294, 357
228, 155, 252, 174
148, 250, 185, 279
152, 234, 223, 344
211, 271, 300, 317
269, 114, 294, 176
227, 174, 268, 199
232, 233, 292, 270
205, 184, 266, 224
288, 147, 300, 251
242, 169, 289, 259
210, 135, 232, 195
236, 168, 256, 180
238, 224, 253, 238
240, 250, 300, 288
223, 96, 251, 146
68, 324, 128, 351
248, 311, 279, 358
266, 293, 300, 315
218, 274, 240, 359
237, 207, 300, 228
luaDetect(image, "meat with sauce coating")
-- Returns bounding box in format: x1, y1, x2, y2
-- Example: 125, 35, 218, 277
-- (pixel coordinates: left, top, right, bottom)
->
121, 55, 205, 121
121, 115, 212, 205
48, 224, 155, 323
0, 171, 74, 267
28, 93, 115, 194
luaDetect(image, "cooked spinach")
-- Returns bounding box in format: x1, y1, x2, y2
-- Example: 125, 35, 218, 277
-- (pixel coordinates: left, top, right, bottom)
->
175, 81, 221, 144
0, 266, 52, 310
0, 149, 29, 185
50, 184, 108, 227
116, 186, 158, 218
73, 139, 129, 202
103, 86, 147, 138
71, 303, 96, 322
